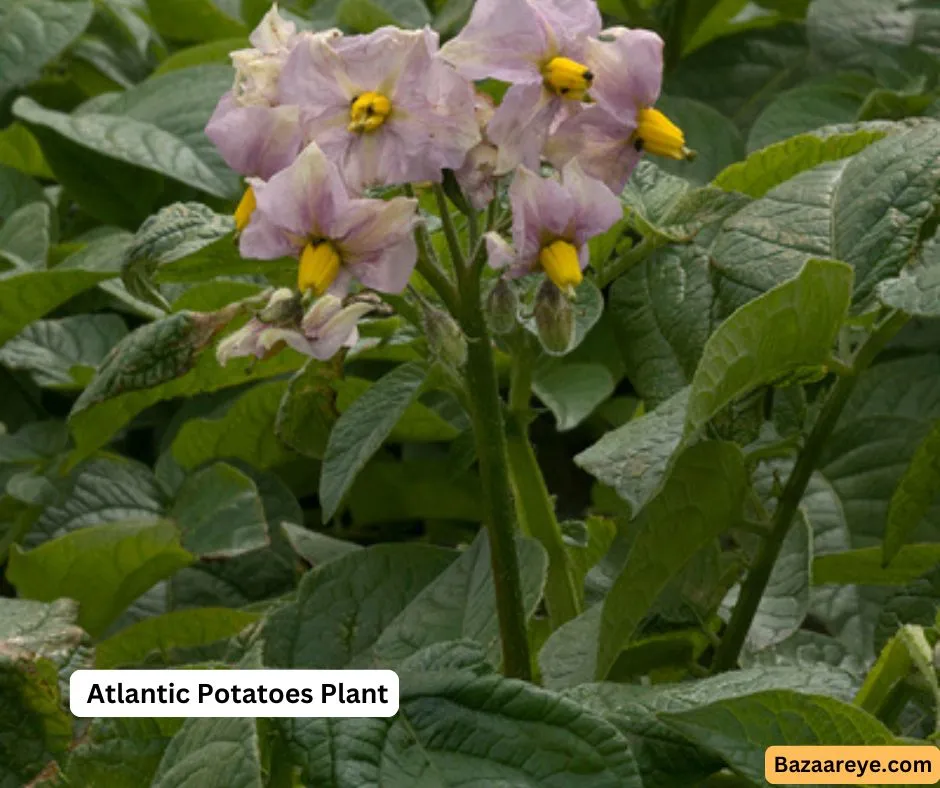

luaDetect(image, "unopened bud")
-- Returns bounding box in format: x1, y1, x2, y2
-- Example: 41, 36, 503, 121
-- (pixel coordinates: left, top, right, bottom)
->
423, 306, 467, 370
486, 278, 519, 335
534, 279, 574, 354
258, 288, 303, 326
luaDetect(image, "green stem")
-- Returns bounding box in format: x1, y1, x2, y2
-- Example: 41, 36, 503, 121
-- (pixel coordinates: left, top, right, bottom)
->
434, 184, 467, 273
506, 414, 581, 627
595, 237, 659, 289
456, 262, 532, 679
712, 310, 909, 672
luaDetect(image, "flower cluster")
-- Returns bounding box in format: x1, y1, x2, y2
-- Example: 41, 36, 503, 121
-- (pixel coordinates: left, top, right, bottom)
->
206, 1, 687, 362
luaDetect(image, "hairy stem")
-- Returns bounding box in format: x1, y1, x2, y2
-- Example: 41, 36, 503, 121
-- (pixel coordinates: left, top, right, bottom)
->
712, 310, 909, 672
456, 259, 532, 679
434, 184, 467, 274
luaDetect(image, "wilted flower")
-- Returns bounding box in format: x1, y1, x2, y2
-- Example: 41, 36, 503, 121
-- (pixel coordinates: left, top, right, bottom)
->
217, 289, 373, 364
547, 28, 691, 193
240, 142, 419, 296
486, 160, 622, 295
454, 92, 499, 210
278, 26, 480, 194
440, 0, 601, 173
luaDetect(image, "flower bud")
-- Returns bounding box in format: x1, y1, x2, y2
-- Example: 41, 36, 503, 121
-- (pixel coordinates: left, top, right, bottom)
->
486, 279, 519, 335
423, 306, 467, 370
534, 279, 574, 354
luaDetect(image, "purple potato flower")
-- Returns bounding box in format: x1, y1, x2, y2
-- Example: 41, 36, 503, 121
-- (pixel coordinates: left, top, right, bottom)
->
440, 0, 601, 173
486, 159, 622, 295
216, 289, 373, 364
239, 142, 419, 296
547, 27, 691, 193
278, 26, 480, 194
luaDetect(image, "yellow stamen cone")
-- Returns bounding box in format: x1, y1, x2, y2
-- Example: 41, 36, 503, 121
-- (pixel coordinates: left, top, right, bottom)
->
635, 108, 694, 161
543, 56, 593, 100
348, 92, 392, 133
234, 186, 257, 232
539, 240, 582, 296
298, 241, 341, 296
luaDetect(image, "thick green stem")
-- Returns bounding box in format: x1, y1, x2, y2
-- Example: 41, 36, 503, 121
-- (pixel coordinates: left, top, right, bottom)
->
712, 310, 908, 672
457, 266, 532, 679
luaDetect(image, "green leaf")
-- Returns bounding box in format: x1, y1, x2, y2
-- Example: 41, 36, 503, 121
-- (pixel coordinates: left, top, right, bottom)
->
746, 74, 874, 151
532, 361, 615, 431
686, 258, 853, 436
153, 717, 261, 788
171, 463, 268, 558
596, 442, 746, 679
0, 315, 127, 389
877, 230, 940, 317
655, 95, 745, 185
564, 516, 617, 609
262, 543, 457, 668
659, 691, 897, 784
0, 266, 115, 348
62, 717, 183, 788
154, 38, 249, 74
372, 531, 547, 667
13, 96, 233, 200
0, 0, 94, 98
274, 360, 337, 461
319, 362, 427, 521
575, 387, 690, 517
875, 567, 940, 653
740, 630, 866, 678
883, 416, 940, 564
171, 380, 296, 471
0, 165, 44, 222
7, 519, 194, 637
0, 123, 53, 180
96, 607, 260, 668
712, 122, 940, 310
335, 0, 431, 32
145, 0, 247, 42
609, 246, 713, 407
722, 513, 812, 650
68, 311, 304, 461
713, 126, 890, 198
0, 201, 50, 271
814, 544, 940, 585
522, 276, 605, 357
286, 671, 644, 788
281, 522, 361, 567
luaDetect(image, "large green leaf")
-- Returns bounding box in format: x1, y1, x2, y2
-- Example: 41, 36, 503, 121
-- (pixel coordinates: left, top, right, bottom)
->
7, 519, 194, 637
0, 201, 49, 270
145, 0, 247, 42
575, 387, 689, 517
171, 463, 268, 558
659, 691, 897, 784
68, 311, 304, 461
686, 258, 853, 436
0, 314, 127, 389
596, 442, 746, 679
814, 544, 940, 585
262, 543, 457, 669
153, 717, 262, 788
532, 361, 615, 432
0, 165, 44, 222
372, 531, 547, 667
96, 607, 260, 668
319, 362, 427, 521
0, 0, 94, 99
274, 359, 337, 460
171, 380, 296, 471
13, 96, 233, 199
713, 125, 890, 198
609, 246, 713, 407
712, 122, 940, 311
877, 229, 940, 317
286, 670, 644, 788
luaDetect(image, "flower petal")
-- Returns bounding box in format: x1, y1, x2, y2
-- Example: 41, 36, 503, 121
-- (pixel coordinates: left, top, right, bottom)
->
488, 83, 559, 173
254, 142, 349, 240
587, 27, 664, 122
334, 196, 419, 294
561, 158, 624, 245
485, 231, 516, 270
309, 301, 375, 359
278, 33, 353, 116
249, 4, 297, 52
537, 0, 602, 51
509, 165, 577, 265
239, 206, 299, 260
439, 0, 547, 82
206, 95, 303, 180
546, 105, 641, 193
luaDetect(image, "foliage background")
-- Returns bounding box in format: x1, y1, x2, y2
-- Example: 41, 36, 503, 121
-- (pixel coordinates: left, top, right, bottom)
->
0, 0, 938, 786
